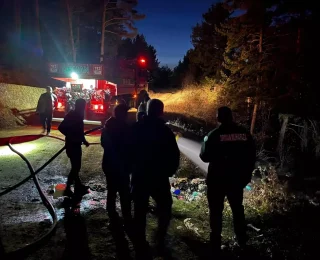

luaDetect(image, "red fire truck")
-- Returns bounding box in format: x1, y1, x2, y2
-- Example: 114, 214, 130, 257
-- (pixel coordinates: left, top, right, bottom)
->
48, 59, 148, 119
53, 80, 117, 119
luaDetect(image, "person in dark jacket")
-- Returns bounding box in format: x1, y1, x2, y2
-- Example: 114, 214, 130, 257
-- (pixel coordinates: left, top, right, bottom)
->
101, 104, 132, 230
36, 86, 57, 135
58, 98, 90, 197
200, 106, 256, 254
131, 99, 180, 256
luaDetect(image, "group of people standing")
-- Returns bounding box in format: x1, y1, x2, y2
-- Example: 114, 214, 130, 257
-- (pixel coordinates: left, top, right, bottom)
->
39, 85, 256, 258
58, 96, 180, 258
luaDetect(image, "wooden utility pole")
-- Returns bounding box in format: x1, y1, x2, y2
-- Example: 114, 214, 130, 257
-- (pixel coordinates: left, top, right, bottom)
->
66, 0, 76, 63
100, 0, 107, 63
250, 27, 263, 135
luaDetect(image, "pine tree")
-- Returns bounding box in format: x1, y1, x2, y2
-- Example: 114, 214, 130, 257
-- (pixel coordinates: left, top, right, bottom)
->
99, 0, 145, 62
190, 3, 230, 80
219, 0, 279, 132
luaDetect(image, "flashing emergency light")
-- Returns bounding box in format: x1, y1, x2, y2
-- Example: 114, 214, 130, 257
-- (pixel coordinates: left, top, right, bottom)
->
71, 72, 79, 80
57, 102, 62, 109
138, 58, 146, 66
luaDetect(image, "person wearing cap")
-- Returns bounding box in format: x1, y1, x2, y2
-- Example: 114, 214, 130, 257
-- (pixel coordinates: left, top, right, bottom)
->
36, 86, 57, 135
58, 98, 90, 198
200, 106, 256, 255
101, 104, 132, 233
131, 99, 180, 257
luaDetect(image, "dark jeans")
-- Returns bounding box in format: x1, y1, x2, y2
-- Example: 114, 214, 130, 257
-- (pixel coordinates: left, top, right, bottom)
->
39, 112, 53, 133
105, 174, 132, 225
207, 183, 246, 249
132, 179, 172, 245
66, 144, 82, 189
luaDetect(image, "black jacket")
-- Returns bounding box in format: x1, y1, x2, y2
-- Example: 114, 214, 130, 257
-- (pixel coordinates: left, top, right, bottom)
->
58, 110, 86, 145
101, 117, 131, 176
131, 117, 180, 184
200, 122, 256, 187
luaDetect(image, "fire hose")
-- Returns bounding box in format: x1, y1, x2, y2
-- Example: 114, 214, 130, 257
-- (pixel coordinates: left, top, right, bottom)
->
0, 125, 103, 259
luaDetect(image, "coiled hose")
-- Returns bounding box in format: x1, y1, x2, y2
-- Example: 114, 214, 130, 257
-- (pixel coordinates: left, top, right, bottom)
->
0, 125, 103, 259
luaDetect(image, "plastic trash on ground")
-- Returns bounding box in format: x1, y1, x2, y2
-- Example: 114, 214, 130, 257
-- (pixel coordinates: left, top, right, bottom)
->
170, 177, 207, 202
53, 183, 66, 199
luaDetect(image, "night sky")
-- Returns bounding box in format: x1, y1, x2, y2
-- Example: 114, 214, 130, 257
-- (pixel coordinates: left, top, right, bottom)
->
136, 0, 219, 68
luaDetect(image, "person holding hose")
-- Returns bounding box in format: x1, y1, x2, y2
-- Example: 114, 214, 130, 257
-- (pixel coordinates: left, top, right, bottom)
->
58, 98, 90, 198
200, 106, 256, 256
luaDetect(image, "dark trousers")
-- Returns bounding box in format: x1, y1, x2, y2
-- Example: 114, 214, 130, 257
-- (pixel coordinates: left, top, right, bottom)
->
105, 174, 132, 224
39, 112, 53, 133
132, 179, 172, 245
66, 145, 82, 189
207, 184, 246, 249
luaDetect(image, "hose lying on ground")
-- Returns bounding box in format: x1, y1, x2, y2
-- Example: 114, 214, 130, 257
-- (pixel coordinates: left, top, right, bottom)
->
0, 126, 103, 259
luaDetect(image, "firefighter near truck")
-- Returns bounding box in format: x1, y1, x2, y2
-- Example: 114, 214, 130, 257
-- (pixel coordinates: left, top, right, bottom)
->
48, 58, 148, 120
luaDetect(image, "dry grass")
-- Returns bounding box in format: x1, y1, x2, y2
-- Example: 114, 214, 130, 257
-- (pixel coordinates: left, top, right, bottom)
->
150, 81, 224, 124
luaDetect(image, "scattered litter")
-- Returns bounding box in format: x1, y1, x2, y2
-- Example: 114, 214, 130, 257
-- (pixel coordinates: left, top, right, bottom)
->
245, 185, 252, 191
169, 177, 207, 202
247, 224, 261, 232
53, 183, 66, 199
184, 218, 201, 236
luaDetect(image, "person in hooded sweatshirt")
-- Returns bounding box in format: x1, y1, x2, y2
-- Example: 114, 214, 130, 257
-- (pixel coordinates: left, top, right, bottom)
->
131, 99, 180, 257
101, 104, 132, 230
58, 98, 90, 197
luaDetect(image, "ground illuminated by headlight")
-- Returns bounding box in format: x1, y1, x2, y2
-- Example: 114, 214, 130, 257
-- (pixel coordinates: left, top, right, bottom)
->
0, 143, 36, 156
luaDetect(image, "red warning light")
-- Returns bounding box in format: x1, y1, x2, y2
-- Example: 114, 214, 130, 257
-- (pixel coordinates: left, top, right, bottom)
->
138, 58, 146, 66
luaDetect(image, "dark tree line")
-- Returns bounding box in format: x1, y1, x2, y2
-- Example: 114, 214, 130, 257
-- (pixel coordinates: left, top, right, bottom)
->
0, 0, 160, 74
169, 0, 317, 119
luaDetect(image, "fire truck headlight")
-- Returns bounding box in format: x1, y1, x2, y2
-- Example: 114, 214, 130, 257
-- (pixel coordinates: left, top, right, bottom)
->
57, 102, 62, 108
71, 72, 78, 80
100, 105, 104, 110
94, 105, 98, 110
